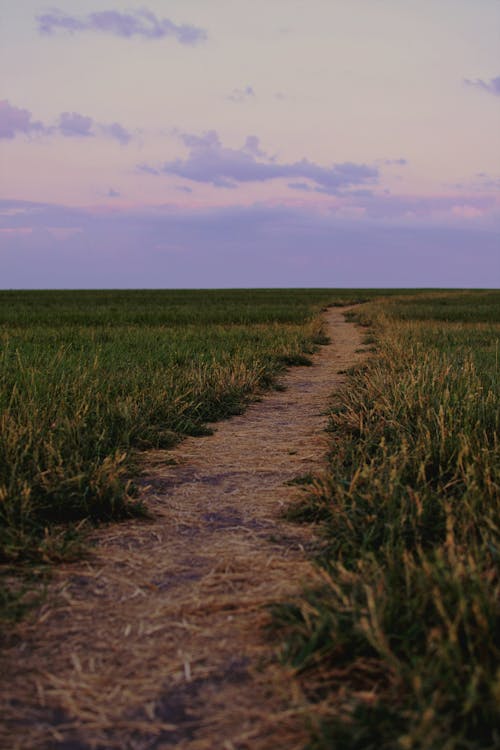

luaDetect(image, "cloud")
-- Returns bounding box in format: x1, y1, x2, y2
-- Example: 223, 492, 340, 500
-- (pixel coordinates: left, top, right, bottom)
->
58, 111, 94, 137
344, 192, 497, 225
137, 163, 161, 175
476, 175, 500, 191
288, 182, 314, 192
450, 205, 484, 219
141, 131, 379, 194
227, 85, 255, 103
0, 227, 34, 236
46, 226, 83, 240
36, 8, 207, 45
0, 100, 133, 144
464, 75, 500, 97
449, 172, 500, 193
0, 100, 46, 138
99, 122, 133, 144
242, 135, 267, 158
1, 198, 499, 289
57, 112, 133, 142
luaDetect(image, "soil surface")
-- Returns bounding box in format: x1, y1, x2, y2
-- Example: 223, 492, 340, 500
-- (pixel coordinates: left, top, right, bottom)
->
1, 307, 363, 750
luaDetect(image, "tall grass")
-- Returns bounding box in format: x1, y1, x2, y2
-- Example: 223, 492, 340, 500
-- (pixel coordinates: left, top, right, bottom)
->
1, 289, 386, 565
273, 292, 500, 749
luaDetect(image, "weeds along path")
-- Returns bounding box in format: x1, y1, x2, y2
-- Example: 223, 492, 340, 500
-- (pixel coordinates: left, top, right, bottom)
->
1, 307, 364, 750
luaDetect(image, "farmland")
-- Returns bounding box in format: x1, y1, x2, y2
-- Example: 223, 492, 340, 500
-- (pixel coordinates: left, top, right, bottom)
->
274, 290, 500, 749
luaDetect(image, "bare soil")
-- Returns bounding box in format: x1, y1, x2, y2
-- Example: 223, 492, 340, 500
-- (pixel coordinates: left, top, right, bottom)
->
0, 307, 363, 750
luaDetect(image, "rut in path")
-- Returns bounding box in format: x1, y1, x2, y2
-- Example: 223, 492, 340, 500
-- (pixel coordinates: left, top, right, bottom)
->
1, 307, 364, 750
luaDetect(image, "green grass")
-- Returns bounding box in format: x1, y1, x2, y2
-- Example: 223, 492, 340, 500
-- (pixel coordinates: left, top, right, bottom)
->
0, 288, 391, 567
273, 291, 500, 750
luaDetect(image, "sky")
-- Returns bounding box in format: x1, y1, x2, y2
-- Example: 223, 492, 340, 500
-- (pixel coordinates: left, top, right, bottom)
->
1, 0, 499, 288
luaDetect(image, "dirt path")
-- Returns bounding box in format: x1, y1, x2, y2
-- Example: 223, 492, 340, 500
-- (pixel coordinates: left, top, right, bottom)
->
1, 308, 363, 750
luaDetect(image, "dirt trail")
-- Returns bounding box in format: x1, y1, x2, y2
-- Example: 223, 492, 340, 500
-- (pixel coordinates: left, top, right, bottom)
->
1, 308, 363, 750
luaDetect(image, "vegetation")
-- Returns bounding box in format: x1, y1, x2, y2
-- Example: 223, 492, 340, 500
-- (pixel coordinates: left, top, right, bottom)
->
0, 288, 390, 566
4, 287, 497, 746
273, 291, 500, 749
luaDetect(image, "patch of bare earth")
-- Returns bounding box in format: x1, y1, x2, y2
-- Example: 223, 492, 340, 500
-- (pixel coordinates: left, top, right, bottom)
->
0, 308, 364, 750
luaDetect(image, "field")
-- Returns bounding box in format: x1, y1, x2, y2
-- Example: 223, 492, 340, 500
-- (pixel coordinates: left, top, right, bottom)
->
273, 291, 500, 749
0, 288, 386, 568
1, 289, 498, 748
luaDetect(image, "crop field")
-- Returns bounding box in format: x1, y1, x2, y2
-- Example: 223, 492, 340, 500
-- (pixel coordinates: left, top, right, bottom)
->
0, 288, 389, 569
273, 290, 500, 749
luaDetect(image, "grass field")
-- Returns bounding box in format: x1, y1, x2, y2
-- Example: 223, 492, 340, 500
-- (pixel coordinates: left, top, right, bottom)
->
0, 288, 391, 569
273, 290, 500, 749
2, 288, 498, 746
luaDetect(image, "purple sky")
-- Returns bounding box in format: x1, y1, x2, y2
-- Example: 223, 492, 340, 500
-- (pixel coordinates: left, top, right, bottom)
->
1, 1, 499, 288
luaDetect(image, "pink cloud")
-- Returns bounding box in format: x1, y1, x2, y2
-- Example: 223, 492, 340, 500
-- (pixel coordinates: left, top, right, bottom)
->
451, 205, 485, 219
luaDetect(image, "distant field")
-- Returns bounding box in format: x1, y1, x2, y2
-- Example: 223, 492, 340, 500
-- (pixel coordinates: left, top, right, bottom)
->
0, 288, 390, 565
274, 290, 500, 750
